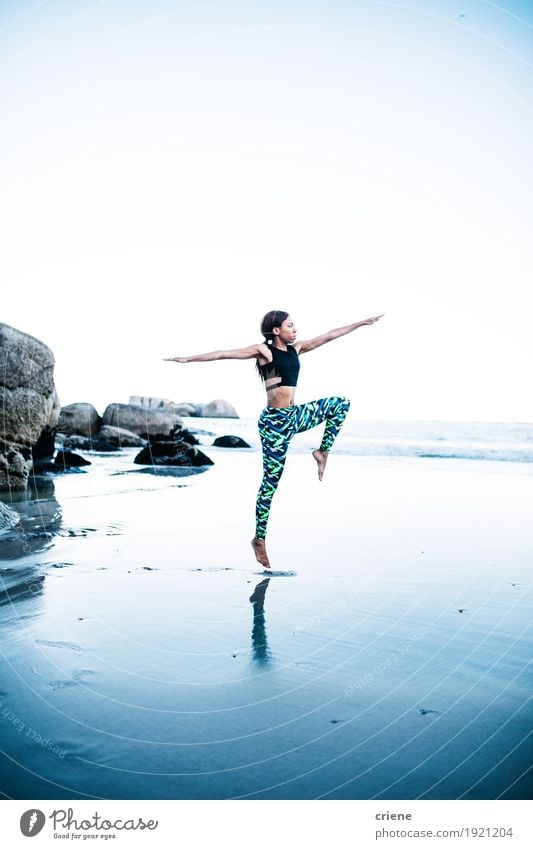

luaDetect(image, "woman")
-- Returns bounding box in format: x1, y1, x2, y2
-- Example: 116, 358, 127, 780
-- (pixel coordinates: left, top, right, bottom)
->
164, 310, 384, 570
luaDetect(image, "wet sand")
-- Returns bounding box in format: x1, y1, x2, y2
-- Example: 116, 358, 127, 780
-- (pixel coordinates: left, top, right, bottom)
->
0, 447, 531, 799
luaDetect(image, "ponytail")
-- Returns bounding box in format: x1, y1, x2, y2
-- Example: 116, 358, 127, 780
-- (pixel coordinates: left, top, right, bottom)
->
255, 310, 289, 382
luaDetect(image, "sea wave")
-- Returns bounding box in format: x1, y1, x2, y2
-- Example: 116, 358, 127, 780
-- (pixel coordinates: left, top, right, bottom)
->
194, 417, 533, 464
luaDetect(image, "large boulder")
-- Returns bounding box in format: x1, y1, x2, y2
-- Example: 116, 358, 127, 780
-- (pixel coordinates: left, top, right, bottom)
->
0, 323, 57, 491
102, 403, 183, 438
54, 451, 91, 471
134, 441, 213, 467
172, 403, 198, 416
95, 425, 146, 448
58, 402, 101, 437
32, 388, 62, 464
196, 399, 239, 418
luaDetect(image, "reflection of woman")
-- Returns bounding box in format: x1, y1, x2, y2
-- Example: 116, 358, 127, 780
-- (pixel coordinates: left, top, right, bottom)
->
164, 310, 383, 570
249, 578, 271, 666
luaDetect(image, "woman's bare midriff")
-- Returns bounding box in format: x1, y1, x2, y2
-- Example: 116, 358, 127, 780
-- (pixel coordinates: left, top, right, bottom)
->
264, 385, 296, 408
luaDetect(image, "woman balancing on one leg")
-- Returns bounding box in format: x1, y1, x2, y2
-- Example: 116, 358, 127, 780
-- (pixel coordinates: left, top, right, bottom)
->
164, 310, 384, 570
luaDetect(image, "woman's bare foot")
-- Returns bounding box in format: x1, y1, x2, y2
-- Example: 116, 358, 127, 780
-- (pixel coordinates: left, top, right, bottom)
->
251, 537, 271, 570
312, 449, 329, 481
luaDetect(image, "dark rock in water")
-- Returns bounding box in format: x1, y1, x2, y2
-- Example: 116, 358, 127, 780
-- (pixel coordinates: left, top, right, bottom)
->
213, 435, 251, 448
32, 426, 57, 462
54, 451, 91, 470
58, 403, 102, 437
134, 441, 213, 467
144, 432, 178, 444
60, 435, 95, 451
0, 323, 58, 491
83, 439, 116, 453
169, 426, 199, 445
32, 460, 60, 474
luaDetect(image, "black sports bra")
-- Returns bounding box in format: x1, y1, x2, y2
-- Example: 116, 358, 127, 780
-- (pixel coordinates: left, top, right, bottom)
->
259, 344, 300, 388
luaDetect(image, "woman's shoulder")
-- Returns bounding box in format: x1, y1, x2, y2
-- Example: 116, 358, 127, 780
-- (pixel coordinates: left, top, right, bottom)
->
256, 342, 272, 366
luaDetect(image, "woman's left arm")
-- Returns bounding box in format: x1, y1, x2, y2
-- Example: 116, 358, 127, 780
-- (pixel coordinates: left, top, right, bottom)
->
295, 314, 384, 354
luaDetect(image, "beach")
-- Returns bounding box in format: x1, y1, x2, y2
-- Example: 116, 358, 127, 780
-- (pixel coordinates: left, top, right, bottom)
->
0, 419, 531, 800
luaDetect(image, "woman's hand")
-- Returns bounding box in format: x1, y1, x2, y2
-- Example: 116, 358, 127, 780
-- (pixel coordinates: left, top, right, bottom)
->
362, 314, 385, 325
162, 356, 189, 363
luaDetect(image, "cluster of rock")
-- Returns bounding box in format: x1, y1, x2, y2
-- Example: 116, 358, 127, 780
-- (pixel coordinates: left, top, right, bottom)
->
0, 322, 249, 493
128, 396, 239, 418
58, 402, 216, 467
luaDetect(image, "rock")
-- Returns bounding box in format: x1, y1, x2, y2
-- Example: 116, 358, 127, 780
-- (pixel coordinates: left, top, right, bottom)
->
169, 426, 199, 445
0, 501, 20, 533
30, 460, 59, 480
32, 460, 60, 473
58, 403, 102, 437
59, 435, 94, 451
0, 445, 32, 490
0, 323, 57, 491
54, 451, 91, 470
134, 441, 213, 467
32, 388, 62, 467
95, 425, 146, 448
172, 403, 197, 416
197, 399, 239, 418
49, 388, 61, 429
213, 435, 251, 448
102, 403, 183, 438
32, 427, 57, 462
129, 395, 177, 409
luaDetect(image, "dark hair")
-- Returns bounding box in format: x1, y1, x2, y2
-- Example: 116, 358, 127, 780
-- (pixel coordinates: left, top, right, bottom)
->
255, 310, 289, 381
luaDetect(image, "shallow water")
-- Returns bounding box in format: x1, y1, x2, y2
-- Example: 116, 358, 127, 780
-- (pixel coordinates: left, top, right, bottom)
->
0, 427, 532, 799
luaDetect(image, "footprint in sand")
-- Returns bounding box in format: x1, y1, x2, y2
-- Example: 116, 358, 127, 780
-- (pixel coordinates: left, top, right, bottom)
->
48, 669, 95, 690
35, 639, 83, 652
419, 708, 440, 716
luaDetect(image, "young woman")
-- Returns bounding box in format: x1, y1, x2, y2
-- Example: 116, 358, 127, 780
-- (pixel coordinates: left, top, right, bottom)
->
164, 310, 384, 570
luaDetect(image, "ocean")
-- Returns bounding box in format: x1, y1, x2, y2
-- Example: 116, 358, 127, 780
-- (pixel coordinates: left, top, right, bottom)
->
192, 417, 533, 465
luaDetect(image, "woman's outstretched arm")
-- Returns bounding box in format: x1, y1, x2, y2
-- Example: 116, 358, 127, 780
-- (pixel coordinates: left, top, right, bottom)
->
163, 343, 268, 364
294, 314, 384, 355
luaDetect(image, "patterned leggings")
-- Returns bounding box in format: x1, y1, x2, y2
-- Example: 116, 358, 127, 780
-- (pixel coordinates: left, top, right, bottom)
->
255, 396, 350, 539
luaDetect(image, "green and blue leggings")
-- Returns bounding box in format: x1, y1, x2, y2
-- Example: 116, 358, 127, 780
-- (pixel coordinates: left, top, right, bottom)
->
255, 396, 350, 539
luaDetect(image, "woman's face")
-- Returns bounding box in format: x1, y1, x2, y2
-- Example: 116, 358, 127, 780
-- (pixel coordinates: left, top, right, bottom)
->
274, 316, 297, 343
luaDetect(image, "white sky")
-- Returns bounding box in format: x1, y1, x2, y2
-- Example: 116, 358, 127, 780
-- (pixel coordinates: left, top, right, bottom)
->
1, 0, 532, 421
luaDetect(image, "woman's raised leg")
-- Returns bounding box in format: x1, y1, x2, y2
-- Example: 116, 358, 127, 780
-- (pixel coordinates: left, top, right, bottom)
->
294, 396, 350, 480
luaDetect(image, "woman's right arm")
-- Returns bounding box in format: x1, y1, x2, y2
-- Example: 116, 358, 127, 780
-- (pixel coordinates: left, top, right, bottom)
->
163, 343, 269, 364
